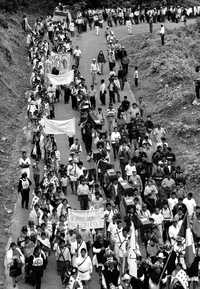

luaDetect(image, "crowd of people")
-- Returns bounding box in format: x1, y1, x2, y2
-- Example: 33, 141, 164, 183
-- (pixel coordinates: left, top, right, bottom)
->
70, 5, 200, 33
48, 3, 200, 36
5, 3, 200, 289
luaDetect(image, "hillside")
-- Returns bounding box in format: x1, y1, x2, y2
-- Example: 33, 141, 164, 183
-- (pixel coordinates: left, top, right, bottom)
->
124, 20, 200, 200
0, 13, 30, 284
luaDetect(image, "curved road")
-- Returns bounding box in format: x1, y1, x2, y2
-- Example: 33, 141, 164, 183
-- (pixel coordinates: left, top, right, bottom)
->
5, 19, 195, 289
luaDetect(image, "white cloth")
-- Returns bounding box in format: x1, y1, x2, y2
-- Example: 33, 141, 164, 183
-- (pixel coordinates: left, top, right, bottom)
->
75, 255, 93, 281
40, 117, 75, 136
183, 198, 196, 216
19, 157, 31, 178
110, 132, 121, 144
47, 70, 74, 86
125, 164, 136, 177
6, 247, 25, 267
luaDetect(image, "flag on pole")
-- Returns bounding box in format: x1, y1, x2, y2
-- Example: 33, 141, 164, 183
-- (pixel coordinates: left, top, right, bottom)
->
171, 269, 188, 289
128, 221, 138, 278
178, 213, 195, 268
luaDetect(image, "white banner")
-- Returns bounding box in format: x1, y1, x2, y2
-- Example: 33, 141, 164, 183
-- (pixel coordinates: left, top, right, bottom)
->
68, 208, 105, 229
46, 52, 72, 73
41, 117, 76, 136
47, 70, 74, 86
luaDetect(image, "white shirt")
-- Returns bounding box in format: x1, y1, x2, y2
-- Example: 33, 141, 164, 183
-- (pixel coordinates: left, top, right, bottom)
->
74, 48, 81, 57
168, 197, 178, 211
100, 82, 106, 93
151, 213, 164, 225
125, 164, 136, 177
160, 26, 165, 35
110, 132, 121, 144
183, 198, 196, 216
104, 209, 114, 223
75, 255, 92, 281
107, 222, 117, 241
53, 243, 71, 262
91, 62, 98, 72
19, 157, 31, 178
169, 221, 182, 245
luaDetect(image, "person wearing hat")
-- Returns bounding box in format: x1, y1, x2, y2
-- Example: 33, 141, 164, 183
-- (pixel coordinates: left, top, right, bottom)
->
174, 237, 186, 270
101, 259, 120, 289
121, 274, 133, 289
67, 267, 83, 289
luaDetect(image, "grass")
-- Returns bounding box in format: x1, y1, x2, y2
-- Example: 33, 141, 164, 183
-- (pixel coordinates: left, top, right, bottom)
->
123, 19, 200, 203
0, 13, 31, 286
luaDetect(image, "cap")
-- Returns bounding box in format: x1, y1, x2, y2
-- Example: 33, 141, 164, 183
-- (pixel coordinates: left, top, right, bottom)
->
122, 274, 131, 281
71, 267, 78, 275
157, 252, 165, 259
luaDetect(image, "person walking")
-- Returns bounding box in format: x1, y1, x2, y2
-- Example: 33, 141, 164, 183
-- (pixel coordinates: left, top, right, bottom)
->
30, 246, 45, 289
89, 85, 97, 110
94, 17, 100, 36
149, 16, 153, 33
111, 127, 121, 160
108, 77, 116, 104
134, 66, 139, 87
106, 103, 116, 135
160, 24, 165, 46
97, 50, 106, 75
100, 79, 107, 105
19, 151, 31, 179
121, 54, 130, 77
75, 248, 92, 289
6, 242, 25, 288
18, 172, 32, 210
118, 66, 126, 91
108, 49, 116, 72
77, 178, 90, 210
90, 58, 99, 86
73, 46, 82, 68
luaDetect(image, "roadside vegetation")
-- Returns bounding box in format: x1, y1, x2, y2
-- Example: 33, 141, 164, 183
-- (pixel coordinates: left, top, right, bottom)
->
0, 14, 30, 285
124, 20, 200, 201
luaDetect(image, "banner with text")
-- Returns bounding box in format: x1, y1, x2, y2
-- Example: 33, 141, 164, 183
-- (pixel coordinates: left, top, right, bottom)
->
47, 70, 74, 86
68, 208, 104, 229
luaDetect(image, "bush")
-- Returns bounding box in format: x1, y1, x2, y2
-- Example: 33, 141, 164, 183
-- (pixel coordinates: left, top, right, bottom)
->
0, 16, 8, 29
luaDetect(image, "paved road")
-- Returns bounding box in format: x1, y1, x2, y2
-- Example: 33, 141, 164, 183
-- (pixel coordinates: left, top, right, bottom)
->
5, 18, 196, 289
